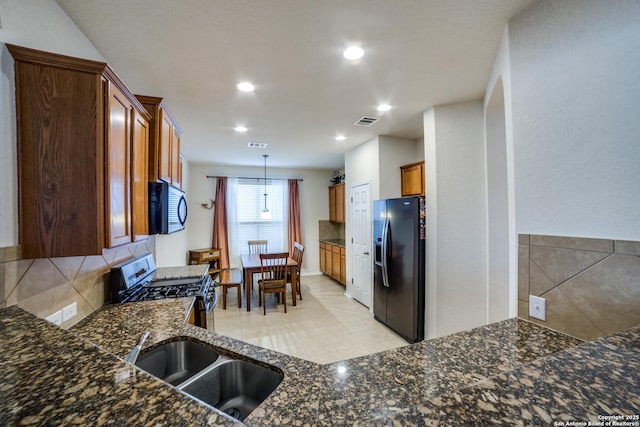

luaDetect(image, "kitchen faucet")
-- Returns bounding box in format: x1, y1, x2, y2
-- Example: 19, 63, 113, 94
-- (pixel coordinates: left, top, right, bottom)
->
124, 331, 150, 364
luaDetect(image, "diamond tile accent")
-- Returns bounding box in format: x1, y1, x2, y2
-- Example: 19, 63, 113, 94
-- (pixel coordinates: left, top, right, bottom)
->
560, 254, 640, 335
529, 245, 609, 285
519, 234, 640, 341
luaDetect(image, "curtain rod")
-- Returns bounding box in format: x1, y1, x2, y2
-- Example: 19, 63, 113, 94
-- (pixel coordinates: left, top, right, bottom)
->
206, 175, 303, 182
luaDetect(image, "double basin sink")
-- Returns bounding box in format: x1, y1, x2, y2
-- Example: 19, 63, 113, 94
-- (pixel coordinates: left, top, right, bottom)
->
135, 339, 283, 421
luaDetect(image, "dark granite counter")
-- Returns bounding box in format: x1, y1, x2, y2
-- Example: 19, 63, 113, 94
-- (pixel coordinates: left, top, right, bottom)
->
1, 299, 638, 426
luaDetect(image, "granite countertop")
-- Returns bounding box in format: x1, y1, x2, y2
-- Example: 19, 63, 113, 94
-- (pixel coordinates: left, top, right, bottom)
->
153, 264, 209, 280
1, 299, 639, 426
320, 239, 346, 247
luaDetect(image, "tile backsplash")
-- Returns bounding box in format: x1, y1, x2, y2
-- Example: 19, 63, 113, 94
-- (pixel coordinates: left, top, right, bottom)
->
1, 237, 155, 328
319, 220, 345, 241
518, 234, 640, 340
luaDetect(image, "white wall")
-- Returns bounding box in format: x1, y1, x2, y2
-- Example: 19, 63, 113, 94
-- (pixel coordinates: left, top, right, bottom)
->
345, 137, 380, 202
0, 0, 106, 247
187, 163, 333, 275
509, 0, 640, 240
483, 26, 517, 322
378, 136, 420, 200
154, 161, 191, 266
423, 101, 487, 338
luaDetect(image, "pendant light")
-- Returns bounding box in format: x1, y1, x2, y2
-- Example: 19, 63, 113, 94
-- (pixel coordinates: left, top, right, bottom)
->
260, 154, 271, 219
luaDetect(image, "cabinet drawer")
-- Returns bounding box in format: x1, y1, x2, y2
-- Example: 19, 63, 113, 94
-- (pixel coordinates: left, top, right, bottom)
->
332, 245, 341, 254
199, 249, 221, 260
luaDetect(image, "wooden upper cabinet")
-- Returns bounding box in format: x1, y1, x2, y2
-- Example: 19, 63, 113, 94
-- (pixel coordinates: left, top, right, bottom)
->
159, 111, 173, 183
106, 83, 133, 248
7, 44, 150, 258
171, 127, 181, 186
176, 154, 184, 190
400, 161, 425, 197
132, 108, 150, 240
329, 183, 345, 223
135, 95, 183, 187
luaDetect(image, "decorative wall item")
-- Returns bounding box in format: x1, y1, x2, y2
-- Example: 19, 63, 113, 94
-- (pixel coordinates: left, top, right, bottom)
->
201, 199, 215, 209
331, 169, 345, 185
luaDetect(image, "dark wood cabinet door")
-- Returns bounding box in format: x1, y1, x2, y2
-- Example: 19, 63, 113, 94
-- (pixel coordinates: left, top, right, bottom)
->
171, 127, 181, 186
131, 109, 149, 240
159, 110, 173, 183
106, 83, 132, 248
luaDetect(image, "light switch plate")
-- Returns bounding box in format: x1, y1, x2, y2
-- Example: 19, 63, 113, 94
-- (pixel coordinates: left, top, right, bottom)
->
529, 295, 546, 321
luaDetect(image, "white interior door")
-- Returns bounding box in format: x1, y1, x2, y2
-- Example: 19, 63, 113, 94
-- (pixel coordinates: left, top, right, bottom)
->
350, 182, 372, 307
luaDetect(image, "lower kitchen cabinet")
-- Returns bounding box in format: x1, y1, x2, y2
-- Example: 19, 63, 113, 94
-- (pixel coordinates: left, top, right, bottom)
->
319, 241, 345, 285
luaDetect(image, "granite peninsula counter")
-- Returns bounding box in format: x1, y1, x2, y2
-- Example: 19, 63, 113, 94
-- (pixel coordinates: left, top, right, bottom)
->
1, 298, 638, 426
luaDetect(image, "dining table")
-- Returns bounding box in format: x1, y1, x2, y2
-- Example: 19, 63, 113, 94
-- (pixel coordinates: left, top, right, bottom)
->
240, 253, 298, 312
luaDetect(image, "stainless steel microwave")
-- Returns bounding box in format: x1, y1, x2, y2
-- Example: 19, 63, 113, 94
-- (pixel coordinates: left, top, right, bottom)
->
149, 182, 187, 234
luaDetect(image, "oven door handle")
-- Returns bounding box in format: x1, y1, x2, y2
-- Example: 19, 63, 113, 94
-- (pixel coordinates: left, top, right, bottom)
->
207, 290, 218, 312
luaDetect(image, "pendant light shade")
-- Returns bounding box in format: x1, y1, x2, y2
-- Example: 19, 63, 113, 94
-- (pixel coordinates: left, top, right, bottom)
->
260, 154, 271, 219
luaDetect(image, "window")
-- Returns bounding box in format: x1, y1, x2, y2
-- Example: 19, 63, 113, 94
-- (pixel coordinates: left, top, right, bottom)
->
227, 178, 288, 267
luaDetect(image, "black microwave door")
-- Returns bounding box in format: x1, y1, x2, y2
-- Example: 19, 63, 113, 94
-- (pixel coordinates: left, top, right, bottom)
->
167, 186, 187, 233
177, 194, 187, 226
148, 182, 167, 234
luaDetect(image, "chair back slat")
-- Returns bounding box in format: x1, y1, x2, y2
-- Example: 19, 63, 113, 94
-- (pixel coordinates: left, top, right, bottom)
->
248, 240, 268, 254
292, 242, 304, 271
260, 252, 288, 287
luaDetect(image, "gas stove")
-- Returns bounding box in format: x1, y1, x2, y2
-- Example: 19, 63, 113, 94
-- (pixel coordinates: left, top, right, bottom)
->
110, 254, 216, 328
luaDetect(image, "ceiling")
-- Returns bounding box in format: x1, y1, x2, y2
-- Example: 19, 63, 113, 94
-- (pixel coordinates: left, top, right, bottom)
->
56, 0, 534, 170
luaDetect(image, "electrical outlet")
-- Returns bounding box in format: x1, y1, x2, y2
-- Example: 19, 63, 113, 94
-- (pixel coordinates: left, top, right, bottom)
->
529, 295, 546, 321
45, 310, 63, 326
62, 302, 77, 323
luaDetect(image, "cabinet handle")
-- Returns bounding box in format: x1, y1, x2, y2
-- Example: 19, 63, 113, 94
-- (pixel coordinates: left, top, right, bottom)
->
363, 251, 370, 255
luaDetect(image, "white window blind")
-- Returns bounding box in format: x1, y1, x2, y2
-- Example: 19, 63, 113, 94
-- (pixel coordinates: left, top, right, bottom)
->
227, 178, 288, 267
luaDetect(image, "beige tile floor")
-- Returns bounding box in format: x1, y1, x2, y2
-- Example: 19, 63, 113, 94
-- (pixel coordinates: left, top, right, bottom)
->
209, 273, 408, 364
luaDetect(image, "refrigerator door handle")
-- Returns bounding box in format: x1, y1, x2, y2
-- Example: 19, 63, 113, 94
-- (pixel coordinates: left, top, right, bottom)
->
382, 218, 390, 288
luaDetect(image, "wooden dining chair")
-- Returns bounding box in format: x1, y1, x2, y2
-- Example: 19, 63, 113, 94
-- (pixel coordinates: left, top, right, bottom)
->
288, 242, 304, 300
248, 240, 268, 291
258, 252, 289, 315
248, 240, 268, 254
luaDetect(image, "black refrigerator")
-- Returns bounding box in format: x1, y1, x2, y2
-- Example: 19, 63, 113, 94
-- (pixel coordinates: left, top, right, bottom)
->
373, 197, 425, 343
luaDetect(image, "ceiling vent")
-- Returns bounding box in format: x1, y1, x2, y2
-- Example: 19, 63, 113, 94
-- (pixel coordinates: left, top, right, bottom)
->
247, 142, 268, 148
353, 116, 379, 126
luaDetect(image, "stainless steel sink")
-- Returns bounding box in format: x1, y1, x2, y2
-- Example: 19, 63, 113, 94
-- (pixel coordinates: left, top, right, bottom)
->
181, 359, 284, 421
135, 340, 220, 386
134, 339, 283, 420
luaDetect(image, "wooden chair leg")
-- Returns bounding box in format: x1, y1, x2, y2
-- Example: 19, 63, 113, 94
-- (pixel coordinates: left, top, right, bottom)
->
263, 288, 266, 315
222, 286, 227, 309
283, 290, 287, 313
237, 284, 241, 308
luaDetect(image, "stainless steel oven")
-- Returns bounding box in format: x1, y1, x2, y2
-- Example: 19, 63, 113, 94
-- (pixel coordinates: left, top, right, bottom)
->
110, 253, 216, 328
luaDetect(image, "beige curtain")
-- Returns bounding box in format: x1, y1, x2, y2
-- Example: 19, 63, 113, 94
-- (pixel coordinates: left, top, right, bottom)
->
212, 177, 230, 268
288, 179, 301, 256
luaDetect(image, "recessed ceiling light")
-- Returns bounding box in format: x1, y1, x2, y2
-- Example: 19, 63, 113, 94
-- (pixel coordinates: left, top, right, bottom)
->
335, 135, 346, 141
377, 104, 391, 112
343, 46, 364, 60
237, 81, 255, 92
234, 126, 248, 132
